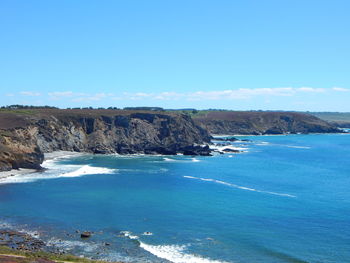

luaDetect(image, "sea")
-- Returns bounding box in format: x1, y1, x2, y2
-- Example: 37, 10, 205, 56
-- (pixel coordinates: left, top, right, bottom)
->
0, 133, 350, 263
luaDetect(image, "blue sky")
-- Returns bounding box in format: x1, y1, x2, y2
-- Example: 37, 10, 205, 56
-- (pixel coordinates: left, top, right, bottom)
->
0, 0, 349, 111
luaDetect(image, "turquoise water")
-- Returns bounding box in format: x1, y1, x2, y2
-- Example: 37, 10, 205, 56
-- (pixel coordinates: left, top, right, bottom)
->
1, 134, 350, 263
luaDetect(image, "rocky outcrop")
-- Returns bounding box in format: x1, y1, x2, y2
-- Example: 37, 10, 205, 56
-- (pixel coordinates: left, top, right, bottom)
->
329, 121, 350, 128
194, 111, 342, 135
0, 110, 211, 171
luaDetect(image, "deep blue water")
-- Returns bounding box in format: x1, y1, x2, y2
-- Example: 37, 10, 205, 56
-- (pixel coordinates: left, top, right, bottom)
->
1, 134, 350, 263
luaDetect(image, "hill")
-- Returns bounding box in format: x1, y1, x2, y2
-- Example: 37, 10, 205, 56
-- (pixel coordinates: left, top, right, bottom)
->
193, 111, 341, 135
310, 112, 350, 128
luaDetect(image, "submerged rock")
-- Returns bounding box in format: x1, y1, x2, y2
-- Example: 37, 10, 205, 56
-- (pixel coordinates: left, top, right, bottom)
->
80, 231, 92, 238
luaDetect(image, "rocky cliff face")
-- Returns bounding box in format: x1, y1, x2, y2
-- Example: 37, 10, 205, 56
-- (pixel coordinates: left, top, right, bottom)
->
194, 111, 341, 135
0, 110, 211, 171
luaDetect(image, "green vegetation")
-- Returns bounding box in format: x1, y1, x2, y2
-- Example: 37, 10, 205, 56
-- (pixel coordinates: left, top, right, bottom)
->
0, 130, 12, 137
0, 108, 38, 115
310, 112, 350, 122
0, 246, 122, 263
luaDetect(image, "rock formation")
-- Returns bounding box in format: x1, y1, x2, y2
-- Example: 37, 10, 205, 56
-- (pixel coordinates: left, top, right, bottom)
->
0, 109, 211, 171
194, 111, 341, 135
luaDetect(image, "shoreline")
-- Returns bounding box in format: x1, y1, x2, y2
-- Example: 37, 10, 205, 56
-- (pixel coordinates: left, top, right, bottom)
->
0, 168, 38, 181
0, 151, 85, 184
3, 131, 347, 182
212, 131, 350, 137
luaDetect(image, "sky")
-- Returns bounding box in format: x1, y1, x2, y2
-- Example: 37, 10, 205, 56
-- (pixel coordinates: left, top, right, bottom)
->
0, 0, 349, 111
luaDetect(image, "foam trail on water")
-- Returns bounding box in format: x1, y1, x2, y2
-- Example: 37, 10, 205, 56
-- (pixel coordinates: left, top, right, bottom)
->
0, 162, 116, 184
285, 145, 311, 149
183, 176, 296, 198
162, 157, 201, 163
164, 157, 176, 162
119, 231, 139, 240
140, 242, 228, 263
58, 165, 116, 178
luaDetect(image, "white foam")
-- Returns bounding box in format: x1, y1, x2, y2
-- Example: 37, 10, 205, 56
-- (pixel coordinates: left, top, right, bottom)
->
183, 176, 296, 198
47, 238, 99, 252
58, 165, 116, 178
0, 221, 41, 238
255, 142, 270, 146
210, 145, 248, 152
0, 162, 116, 184
164, 157, 175, 162
285, 145, 311, 149
140, 242, 228, 263
119, 231, 139, 240
18, 229, 40, 238
162, 157, 201, 163
0, 221, 13, 229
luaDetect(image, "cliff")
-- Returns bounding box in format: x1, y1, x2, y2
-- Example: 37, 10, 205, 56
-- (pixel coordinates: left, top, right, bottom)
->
309, 112, 350, 128
193, 111, 341, 135
0, 109, 211, 171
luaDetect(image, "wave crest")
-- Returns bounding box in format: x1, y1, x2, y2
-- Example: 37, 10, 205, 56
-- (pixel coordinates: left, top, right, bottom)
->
140, 242, 228, 263
183, 176, 296, 198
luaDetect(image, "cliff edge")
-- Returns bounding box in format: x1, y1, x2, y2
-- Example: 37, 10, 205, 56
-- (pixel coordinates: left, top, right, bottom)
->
0, 109, 211, 171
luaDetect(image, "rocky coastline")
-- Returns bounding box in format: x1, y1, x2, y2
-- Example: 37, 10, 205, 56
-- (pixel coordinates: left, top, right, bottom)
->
0, 109, 211, 172
0, 109, 344, 172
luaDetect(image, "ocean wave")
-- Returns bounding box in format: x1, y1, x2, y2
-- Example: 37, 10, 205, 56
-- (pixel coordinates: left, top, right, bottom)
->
0, 164, 117, 184
164, 157, 176, 162
210, 145, 248, 152
57, 165, 116, 178
162, 157, 201, 163
255, 142, 270, 146
139, 242, 228, 263
120, 231, 139, 240
183, 176, 296, 198
285, 145, 311, 149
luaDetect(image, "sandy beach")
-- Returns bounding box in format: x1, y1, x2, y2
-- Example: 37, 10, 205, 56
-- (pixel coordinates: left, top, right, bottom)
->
0, 151, 85, 183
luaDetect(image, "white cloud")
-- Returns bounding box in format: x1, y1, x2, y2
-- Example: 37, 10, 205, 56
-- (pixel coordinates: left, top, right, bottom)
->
48, 91, 75, 98
332, 87, 349, 92
298, 87, 325, 93
122, 87, 328, 102
12, 86, 345, 105
72, 93, 110, 102
118, 86, 350, 103
123, 87, 299, 102
19, 91, 41, 96
48, 91, 113, 102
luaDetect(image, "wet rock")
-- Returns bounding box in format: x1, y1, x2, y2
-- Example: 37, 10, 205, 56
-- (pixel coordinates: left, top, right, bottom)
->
222, 148, 239, 153
80, 231, 92, 238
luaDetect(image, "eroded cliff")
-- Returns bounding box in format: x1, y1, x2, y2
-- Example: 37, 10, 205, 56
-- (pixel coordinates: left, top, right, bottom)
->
0, 109, 211, 171
194, 111, 341, 135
